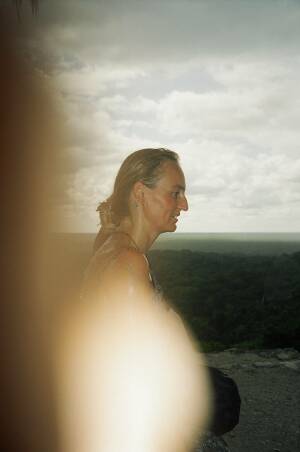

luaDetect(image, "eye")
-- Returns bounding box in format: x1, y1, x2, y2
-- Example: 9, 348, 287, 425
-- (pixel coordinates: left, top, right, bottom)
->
171, 191, 180, 199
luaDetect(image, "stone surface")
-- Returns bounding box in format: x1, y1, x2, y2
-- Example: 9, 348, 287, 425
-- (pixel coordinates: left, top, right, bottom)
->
205, 348, 300, 452
220, 365, 233, 371
205, 347, 300, 373
281, 360, 300, 371
276, 350, 299, 361
253, 361, 278, 368
194, 432, 230, 452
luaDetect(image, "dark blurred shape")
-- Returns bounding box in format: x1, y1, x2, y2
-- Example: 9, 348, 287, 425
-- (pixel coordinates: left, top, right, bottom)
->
0, 13, 62, 452
207, 367, 241, 436
14, 0, 39, 18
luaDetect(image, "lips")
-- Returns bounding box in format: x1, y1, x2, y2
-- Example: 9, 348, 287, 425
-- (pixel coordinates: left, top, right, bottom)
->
171, 214, 179, 222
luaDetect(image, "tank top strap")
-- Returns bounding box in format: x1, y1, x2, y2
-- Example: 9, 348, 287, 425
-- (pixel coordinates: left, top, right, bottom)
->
112, 232, 164, 303
112, 231, 150, 268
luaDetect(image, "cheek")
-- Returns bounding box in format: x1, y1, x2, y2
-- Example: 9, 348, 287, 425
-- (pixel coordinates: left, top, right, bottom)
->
147, 195, 174, 219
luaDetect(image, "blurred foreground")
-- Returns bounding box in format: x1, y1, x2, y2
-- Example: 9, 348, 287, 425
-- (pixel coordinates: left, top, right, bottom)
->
0, 11, 211, 452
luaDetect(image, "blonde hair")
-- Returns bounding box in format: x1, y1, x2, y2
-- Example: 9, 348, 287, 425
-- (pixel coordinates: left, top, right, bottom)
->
94, 148, 179, 252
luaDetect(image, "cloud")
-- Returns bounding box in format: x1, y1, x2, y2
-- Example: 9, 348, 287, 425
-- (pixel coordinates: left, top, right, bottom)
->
20, 0, 300, 232
156, 58, 300, 142
54, 65, 146, 97
30, 0, 300, 65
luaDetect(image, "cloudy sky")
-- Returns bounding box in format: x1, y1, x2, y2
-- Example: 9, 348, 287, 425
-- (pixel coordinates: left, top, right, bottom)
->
17, 0, 300, 232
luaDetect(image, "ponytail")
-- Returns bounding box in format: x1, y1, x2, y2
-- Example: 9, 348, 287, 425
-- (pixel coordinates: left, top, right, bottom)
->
93, 197, 117, 254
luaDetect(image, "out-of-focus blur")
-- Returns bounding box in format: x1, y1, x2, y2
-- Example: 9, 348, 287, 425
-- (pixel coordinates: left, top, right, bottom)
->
55, 261, 211, 452
0, 7, 211, 452
0, 9, 65, 452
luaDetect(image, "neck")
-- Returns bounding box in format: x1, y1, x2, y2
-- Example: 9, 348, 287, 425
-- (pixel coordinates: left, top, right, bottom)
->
129, 225, 159, 254
117, 217, 159, 254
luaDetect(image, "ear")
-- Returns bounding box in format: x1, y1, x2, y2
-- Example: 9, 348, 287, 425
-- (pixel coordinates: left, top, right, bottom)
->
132, 181, 145, 204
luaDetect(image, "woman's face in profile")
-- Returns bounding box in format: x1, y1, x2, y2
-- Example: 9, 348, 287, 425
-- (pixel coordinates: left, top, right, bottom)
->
143, 161, 188, 234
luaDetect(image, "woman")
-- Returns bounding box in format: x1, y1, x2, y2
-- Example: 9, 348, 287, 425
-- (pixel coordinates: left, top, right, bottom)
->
56, 149, 211, 452
83, 148, 189, 304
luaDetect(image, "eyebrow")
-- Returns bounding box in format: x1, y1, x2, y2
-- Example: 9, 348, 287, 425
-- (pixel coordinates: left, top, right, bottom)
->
172, 184, 186, 191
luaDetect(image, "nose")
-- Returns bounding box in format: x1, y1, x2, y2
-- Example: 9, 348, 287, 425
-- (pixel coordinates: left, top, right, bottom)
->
178, 194, 188, 211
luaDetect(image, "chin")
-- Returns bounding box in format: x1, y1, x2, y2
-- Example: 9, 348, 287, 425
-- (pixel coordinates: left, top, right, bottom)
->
165, 224, 177, 233
157, 222, 177, 235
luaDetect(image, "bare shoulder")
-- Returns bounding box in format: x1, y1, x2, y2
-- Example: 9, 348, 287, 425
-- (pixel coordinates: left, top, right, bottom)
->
114, 247, 149, 277
102, 247, 153, 301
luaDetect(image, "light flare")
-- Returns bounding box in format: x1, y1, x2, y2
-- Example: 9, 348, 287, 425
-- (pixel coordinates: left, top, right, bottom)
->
55, 278, 211, 452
